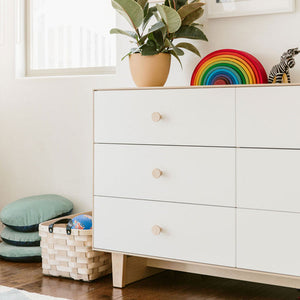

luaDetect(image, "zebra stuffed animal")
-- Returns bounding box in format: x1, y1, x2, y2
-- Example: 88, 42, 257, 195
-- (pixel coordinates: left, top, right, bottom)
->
268, 48, 300, 84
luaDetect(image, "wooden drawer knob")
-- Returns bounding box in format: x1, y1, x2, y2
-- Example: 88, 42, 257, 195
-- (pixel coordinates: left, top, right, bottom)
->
152, 225, 161, 236
152, 112, 161, 122
152, 168, 163, 179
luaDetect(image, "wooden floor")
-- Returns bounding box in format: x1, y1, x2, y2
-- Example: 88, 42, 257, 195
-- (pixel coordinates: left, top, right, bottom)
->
0, 260, 299, 300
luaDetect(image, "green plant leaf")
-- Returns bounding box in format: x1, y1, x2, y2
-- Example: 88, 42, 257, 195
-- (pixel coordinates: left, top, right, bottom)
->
148, 21, 166, 35
166, 38, 184, 56
176, 42, 200, 56
177, 0, 188, 10
164, 37, 171, 48
182, 7, 204, 25
164, 0, 187, 10
110, 28, 138, 40
121, 52, 131, 61
174, 25, 208, 40
121, 48, 139, 60
142, 6, 158, 31
164, 0, 174, 9
147, 33, 159, 48
143, 2, 149, 16
153, 30, 164, 49
173, 46, 184, 56
177, 2, 204, 21
160, 25, 167, 40
190, 22, 203, 27
140, 39, 159, 56
156, 4, 182, 33
169, 50, 183, 68
112, 0, 144, 31
137, 0, 147, 9
139, 21, 166, 44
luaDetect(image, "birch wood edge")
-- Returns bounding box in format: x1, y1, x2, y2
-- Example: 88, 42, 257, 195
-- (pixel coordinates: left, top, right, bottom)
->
112, 253, 163, 288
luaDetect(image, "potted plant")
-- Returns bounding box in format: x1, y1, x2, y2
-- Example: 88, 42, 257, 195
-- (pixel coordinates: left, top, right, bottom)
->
111, 0, 208, 87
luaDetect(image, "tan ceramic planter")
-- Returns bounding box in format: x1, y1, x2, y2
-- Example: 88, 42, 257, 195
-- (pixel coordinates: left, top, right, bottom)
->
129, 53, 171, 87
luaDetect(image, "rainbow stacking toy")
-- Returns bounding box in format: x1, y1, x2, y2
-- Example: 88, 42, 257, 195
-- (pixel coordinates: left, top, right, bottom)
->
191, 49, 268, 86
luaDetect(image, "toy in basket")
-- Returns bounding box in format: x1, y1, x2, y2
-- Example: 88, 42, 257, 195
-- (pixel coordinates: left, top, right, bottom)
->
39, 212, 111, 282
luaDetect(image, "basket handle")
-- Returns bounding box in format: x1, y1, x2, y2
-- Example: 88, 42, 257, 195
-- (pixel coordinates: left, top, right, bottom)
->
48, 218, 73, 235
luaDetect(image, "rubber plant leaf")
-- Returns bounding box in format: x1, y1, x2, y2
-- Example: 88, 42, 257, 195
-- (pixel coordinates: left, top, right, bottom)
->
164, 37, 172, 48
137, 0, 148, 9
177, 2, 204, 20
156, 4, 182, 33
148, 20, 166, 34
121, 48, 139, 60
168, 39, 184, 56
140, 40, 159, 56
175, 42, 201, 56
153, 30, 164, 49
147, 33, 159, 48
182, 8, 204, 25
164, 0, 175, 9
189, 22, 203, 27
174, 25, 208, 40
143, 2, 149, 17
112, 0, 144, 31
169, 50, 183, 68
142, 7, 158, 31
164, 0, 187, 10
139, 21, 166, 44
176, 0, 188, 10
110, 28, 138, 41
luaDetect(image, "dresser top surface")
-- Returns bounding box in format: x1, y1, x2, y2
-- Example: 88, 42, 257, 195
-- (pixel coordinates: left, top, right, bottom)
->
94, 83, 300, 92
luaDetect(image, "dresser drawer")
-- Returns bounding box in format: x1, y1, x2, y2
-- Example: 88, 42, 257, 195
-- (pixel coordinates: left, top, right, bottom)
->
237, 148, 300, 213
94, 88, 235, 146
237, 209, 300, 276
237, 86, 300, 148
94, 144, 235, 207
94, 197, 235, 267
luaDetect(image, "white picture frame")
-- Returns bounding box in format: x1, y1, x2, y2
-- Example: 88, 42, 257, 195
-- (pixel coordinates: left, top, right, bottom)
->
207, 0, 295, 19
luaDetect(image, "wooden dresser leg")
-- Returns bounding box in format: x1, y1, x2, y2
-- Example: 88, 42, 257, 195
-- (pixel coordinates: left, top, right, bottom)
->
112, 253, 127, 288
112, 253, 163, 288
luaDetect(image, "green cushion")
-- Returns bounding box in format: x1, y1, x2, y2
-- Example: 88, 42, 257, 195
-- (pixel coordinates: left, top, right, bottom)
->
0, 194, 73, 232
1, 227, 41, 247
0, 242, 41, 262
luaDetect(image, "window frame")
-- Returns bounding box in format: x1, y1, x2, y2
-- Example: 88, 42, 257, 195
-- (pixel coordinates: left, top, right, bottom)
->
26, 0, 116, 77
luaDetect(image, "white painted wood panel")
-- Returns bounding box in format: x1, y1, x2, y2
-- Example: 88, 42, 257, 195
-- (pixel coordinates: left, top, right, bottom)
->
94, 89, 235, 146
237, 148, 300, 213
94, 144, 235, 207
0, 0, 5, 47
236, 86, 300, 148
94, 197, 235, 267
237, 209, 300, 276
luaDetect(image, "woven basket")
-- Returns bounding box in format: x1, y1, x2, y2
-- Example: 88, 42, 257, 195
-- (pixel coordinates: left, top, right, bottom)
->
39, 212, 111, 281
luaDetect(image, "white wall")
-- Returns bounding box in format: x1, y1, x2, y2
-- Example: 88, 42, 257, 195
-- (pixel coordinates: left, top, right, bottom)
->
0, 0, 133, 213
0, 0, 300, 212
168, 2, 300, 85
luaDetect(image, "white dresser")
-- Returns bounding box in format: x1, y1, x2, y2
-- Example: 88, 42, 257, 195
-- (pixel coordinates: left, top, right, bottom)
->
93, 85, 300, 288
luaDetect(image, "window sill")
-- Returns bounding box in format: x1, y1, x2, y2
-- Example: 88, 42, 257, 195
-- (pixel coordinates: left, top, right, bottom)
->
26, 66, 116, 77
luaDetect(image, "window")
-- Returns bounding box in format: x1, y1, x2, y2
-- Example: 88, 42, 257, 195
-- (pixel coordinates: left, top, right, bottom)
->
27, 0, 116, 76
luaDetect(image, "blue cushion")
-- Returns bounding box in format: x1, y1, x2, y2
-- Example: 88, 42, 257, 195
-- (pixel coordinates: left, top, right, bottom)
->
71, 214, 92, 230
0, 194, 73, 232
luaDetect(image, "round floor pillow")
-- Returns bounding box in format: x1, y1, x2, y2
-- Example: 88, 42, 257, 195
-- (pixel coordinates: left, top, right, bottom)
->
0, 194, 73, 232
1, 227, 41, 247
0, 242, 41, 262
